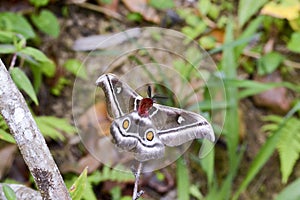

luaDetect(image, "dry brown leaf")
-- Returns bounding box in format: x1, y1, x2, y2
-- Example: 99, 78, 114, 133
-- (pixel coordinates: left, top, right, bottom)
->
78, 102, 111, 137
98, 0, 119, 12
0, 145, 17, 179
253, 71, 292, 114
122, 0, 160, 23
261, 1, 300, 20
209, 28, 224, 43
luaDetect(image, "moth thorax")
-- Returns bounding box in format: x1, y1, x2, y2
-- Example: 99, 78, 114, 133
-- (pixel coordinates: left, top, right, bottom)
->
138, 98, 153, 117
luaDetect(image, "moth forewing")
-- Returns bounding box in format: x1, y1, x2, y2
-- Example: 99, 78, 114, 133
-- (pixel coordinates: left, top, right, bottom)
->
96, 73, 142, 118
150, 104, 215, 146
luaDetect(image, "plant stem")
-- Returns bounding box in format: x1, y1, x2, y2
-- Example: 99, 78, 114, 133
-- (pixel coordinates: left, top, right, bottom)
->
132, 162, 144, 200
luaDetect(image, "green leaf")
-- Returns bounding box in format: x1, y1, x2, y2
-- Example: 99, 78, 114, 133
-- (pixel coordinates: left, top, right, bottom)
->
0, 30, 17, 43
199, 36, 216, 49
39, 116, 76, 134
10, 68, 38, 105
258, 52, 284, 75
149, 0, 174, 9
120, 197, 132, 200
0, 12, 35, 39
0, 129, 15, 143
155, 171, 165, 181
88, 166, 134, 184
101, 0, 112, 4
0, 44, 17, 54
3, 184, 17, 200
189, 185, 203, 200
50, 77, 70, 96
110, 186, 121, 200
238, 0, 268, 27
287, 32, 300, 53
40, 60, 56, 77
197, 0, 211, 16
19, 47, 52, 63
126, 13, 143, 22
82, 181, 97, 200
69, 167, 88, 200
176, 158, 190, 200
30, 10, 60, 38
29, 65, 42, 92
29, 0, 49, 7
63, 59, 87, 80
276, 178, 300, 200
35, 116, 76, 141
35, 118, 65, 141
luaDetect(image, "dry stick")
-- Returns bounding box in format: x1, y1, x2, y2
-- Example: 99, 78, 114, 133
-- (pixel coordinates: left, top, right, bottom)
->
0, 184, 42, 199
132, 162, 144, 200
0, 59, 71, 200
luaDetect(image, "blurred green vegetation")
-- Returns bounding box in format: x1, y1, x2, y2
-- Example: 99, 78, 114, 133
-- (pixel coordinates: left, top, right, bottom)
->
1, 0, 300, 199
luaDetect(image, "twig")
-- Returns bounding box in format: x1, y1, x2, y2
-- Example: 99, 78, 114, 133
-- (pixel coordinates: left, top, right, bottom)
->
0, 59, 71, 200
9, 53, 17, 68
0, 184, 42, 200
132, 162, 144, 200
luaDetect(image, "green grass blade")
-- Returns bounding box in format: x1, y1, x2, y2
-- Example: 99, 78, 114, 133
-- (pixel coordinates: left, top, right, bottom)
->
199, 140, 215, 188
177, 157, 190, 200
3, 184, 17, 200
208, 34, 259, 55
0, 129, 15, 143
238, 0, 268, 27
275, 178, 300, 200
222, 19, 239, 174
69, 167, 88, 200
235, 16, 264, 56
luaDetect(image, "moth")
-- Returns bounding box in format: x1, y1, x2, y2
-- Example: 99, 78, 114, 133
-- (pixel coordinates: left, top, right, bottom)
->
96, 73, 215, 162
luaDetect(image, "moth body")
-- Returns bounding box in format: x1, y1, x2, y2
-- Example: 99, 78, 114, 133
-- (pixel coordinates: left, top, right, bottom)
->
138, 98, 153, 117
110, 111, 165, 162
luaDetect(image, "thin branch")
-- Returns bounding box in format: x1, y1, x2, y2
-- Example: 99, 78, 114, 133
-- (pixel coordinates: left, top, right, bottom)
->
132, 162, 144, 200
0, 59, 71, 200
0, 184, 42, 200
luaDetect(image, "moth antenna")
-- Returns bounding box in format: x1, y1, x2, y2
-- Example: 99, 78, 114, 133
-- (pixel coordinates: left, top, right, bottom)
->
152, 94, 168, 103
147, 85, 152, 98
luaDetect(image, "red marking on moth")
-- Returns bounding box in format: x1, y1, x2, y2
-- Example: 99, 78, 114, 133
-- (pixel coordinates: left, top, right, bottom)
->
138, 98, 153, 117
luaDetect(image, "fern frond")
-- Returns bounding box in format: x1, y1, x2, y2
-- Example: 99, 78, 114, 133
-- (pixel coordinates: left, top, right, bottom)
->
262, 115, 283, 123
262, 115, 300, 183
261, 115, 283, 133
276, 117, 300, 183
